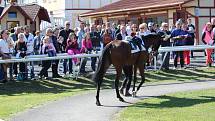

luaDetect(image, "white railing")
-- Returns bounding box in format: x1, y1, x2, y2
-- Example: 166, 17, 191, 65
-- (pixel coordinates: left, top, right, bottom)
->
0, 53, 100, 64
40, 17, 65, 31
0, 45, 215, 64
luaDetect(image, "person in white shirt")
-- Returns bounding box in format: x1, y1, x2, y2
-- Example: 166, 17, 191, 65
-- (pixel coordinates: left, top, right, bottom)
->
137, 23, 151, 40
126, 21, 132, 36
24, 26, 34, 54
0, 29, 10, 83
120, 25, 127, 40
24, 26, 35, 79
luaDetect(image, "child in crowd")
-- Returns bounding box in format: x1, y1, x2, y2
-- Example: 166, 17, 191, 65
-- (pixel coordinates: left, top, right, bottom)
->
66, 33, 80, 65
42, 36, 57, 64
81, 32, 93, 53
80, 33, 93, 73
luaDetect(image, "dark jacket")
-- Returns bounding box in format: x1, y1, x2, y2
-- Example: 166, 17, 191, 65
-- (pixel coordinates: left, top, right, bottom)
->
90, 31, 101, 48
51, 35, 60, 53
171, 29, 185, 46
15, 42, 27, 58
158, 30, 171, 47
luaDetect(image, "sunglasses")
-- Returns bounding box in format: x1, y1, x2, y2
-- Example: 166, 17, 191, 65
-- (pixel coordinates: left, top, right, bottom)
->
66, 24, 70, 25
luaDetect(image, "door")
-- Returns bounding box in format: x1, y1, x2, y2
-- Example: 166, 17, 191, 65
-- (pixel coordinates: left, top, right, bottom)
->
173, 10, 188, 24
7, 21, 19, 30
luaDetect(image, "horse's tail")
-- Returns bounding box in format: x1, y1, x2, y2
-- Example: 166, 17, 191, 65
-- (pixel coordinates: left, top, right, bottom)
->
93, 44, 112, 83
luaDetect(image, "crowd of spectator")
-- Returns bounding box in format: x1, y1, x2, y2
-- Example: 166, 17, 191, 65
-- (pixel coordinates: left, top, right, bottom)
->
1, 17, 215, 83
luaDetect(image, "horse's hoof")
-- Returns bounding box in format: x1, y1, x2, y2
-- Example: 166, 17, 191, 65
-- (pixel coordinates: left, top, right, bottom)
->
124, 92, 132, 97
119, 89, 124, 95
119, 97, 125, 102
132, 91, 137, 97
96, 101, 102, 106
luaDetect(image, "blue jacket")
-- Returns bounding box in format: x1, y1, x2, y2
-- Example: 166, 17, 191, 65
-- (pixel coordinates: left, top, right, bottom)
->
171, 29, 185, 46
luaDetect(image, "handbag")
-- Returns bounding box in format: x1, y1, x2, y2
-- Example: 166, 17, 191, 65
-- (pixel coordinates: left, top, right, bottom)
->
17, 73, 27, 81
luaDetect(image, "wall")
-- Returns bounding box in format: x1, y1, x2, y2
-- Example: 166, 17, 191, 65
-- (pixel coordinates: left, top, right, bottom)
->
168, 9, 176, 26
183, 0, 198, 7
64, 0, 120, 28
40, 0, 65, 17
0, 7, 26, 29
199, 0, 214, 7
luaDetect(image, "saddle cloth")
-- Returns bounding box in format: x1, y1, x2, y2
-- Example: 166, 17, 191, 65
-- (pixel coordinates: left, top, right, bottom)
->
130, 42, 146, 53
123, 40, 146, 54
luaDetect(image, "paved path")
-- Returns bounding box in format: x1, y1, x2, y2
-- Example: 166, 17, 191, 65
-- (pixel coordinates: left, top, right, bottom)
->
10, 80, 215, 121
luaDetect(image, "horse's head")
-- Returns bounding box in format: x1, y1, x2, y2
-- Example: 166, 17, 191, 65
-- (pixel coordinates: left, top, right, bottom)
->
141, 33, 162, 56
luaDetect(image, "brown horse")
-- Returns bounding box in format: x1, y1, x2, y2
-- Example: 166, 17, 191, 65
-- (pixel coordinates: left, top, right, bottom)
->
93, 34, 162, 106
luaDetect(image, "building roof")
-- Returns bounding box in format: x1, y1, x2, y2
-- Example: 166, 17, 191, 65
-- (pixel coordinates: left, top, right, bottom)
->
0, 5, 31, 20
0, 3, 50, 22
80, 0, 193, 17
20, 4, 50, 22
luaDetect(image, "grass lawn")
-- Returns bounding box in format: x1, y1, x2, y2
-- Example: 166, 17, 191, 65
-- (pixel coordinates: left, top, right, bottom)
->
1, 67, 215, 120
115, 88, 215, 121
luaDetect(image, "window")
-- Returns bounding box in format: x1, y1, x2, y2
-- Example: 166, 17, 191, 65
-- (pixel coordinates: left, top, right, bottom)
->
8, 12, 17, 19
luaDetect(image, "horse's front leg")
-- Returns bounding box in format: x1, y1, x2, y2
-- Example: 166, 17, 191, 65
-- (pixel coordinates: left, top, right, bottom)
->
132, 65, 137, 92
132, 65, 138, 97
115, 66, 124, 102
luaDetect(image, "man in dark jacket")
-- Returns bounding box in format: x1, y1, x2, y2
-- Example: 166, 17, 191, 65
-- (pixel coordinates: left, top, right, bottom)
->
90, 24, 101, 71
39, 28, 61, 78
158, 22, 171, 70
171, 21, 185, 68
59, 21, 74, 75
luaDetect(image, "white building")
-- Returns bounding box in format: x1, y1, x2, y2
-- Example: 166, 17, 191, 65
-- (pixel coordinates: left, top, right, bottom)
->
1, 0, 120, 30
0, 0, 38, 6
39, 0, 120, 28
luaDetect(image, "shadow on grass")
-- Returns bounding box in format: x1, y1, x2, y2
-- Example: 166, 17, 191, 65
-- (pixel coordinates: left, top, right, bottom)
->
0, 76, 114, 96
133, 95, 215, 108
0, 67, 215, 96
146, 68, 215, 83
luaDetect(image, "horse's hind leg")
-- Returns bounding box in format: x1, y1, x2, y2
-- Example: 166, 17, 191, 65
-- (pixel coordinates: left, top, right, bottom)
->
125, 66, 133, 96
96, 80, 102, 106
120, 66, 130, 95
119, 77, 128, 95
115, 66, 124, 102
137, 64, 145, 92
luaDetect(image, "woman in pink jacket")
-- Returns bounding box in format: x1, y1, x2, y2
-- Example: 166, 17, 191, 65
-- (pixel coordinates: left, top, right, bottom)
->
66, 33, 80, 65
202, 22, 215, 67
80, 33, 93, 53
80, 32, 94, 73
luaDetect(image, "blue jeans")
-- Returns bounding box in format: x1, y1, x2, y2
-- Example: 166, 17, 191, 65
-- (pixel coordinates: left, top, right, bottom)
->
63, 59, 73, 74
80, 49, 99, 72
27, 53, 35, 78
